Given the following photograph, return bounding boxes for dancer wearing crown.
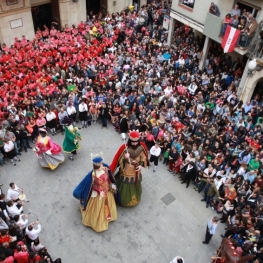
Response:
[61,116,82,161]
[34,128,65,170]
[73,155,117,232]
[110,131,148,207]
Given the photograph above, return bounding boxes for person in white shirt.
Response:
[7,182,22,202]
[164,86,173,95]
[6,200,24,218]
[66,103,77,126]
[78,100,88,128]
[197,102,206,115]
[214,176,224,190]
[119,94,127,106]
[149,142,161,172]
[4,139,20,166]
[188,81,198,96]
[26,220,41,242]
[178,56,185,67]
[31,237,44,253]
[14,214,28,231]
[45,109,57,135]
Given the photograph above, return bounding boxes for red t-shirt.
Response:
[14,252,29,263]
[0,256,14,263]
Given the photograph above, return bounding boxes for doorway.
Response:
[86,0,101,16]
[133,0,140,11]
[31,3,53,32]
[252,78,263,101]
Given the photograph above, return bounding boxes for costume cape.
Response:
[73,163,115,209]
[110,142,148,174]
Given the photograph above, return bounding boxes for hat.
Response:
[129,131,140,141]
[39,128,47,133]
[92,156,103,165]
[61,116,74,125]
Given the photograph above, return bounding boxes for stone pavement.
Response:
[1,124,225,263]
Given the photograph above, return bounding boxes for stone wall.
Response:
[0,0,34,46]
[59,0,86,28]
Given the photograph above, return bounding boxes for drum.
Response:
[18,192,26,201]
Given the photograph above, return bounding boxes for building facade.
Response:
[0,0,147,46]
[168,0,263,103]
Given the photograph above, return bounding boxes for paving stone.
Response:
[0,124,225,262]
[161,192,176,205]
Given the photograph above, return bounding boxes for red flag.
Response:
[221,25,240,53]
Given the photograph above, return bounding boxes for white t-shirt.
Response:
[46,112,56,122]
[7,185,21,201]
[150,146,161,157]
[4,141,14,152]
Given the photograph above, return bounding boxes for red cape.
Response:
[110,142,148,174]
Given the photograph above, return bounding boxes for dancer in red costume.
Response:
[34,128,64,170]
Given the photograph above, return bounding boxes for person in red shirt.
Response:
[13,244,29,263]
[0,254,14,263]
[28,252,41,263]
[0,230,11,246]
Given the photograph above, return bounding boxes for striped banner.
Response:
[221,25,240,53]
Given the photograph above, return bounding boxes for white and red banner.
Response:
[221,25,240,53]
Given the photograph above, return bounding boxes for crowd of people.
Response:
[0,182,61,262]
[0,0,262,261]
[218,3,258,48]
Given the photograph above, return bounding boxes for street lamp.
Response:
[247,58,262,76]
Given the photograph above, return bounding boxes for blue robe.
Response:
[73,164,116,209]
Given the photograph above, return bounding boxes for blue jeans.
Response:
[221,24,227,36]
[203,192,214,206]
[14,141,19,154]
[21,138,30,150]
[197,181,206,192]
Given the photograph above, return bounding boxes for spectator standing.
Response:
[209,2,220,17]
[149,142,161,172]
[202,216,219,244]
[231,4,241,17]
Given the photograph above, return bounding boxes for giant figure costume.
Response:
[110,131,148,206]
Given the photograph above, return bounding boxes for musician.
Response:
[110,131,148,206]
[6,200,24,218]
[6,182,23,202]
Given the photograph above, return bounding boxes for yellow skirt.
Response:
[81,192,117,232]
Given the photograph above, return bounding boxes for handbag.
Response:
[26,125,33,134]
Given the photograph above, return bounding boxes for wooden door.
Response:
[51,0,60,27]
[100,0,107,14]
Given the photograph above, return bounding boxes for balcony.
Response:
[203,13,258,55]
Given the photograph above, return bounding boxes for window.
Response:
[181,0,195,9]
[236,1,260,18]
